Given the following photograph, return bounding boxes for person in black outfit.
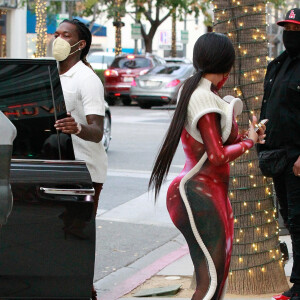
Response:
[258,8,300,300]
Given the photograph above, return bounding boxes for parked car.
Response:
[130,63,195,109]
[103,101,112,151]
[0,58,101,299]
[164,57,192,64]
[88,51,115,70]
[104,53,166,106]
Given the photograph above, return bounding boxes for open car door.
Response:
[0,59,95,299]
[0,111,16,225]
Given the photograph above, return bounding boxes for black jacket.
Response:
[258,51,300,159]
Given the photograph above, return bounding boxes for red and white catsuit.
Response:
[167,78,254,300]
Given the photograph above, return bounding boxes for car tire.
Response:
[102,113,111,152]
[139,103,152,109]
[122,98,132,106]
[106,97,115,106]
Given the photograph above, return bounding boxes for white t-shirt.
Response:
[60,61,108,183]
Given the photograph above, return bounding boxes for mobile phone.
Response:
[255,119,268,132]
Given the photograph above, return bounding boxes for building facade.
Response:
[0,0,27,58]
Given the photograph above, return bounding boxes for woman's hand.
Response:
[240,129,249,139]
[255,118,267,137]
[248,116,266,144]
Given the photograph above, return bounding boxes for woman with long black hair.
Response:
[149,33,266,300]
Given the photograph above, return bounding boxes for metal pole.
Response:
[61,0,66,14]
[0,14,2,57]
[68,1,73,20]
[134,5,138,54]
[183,12,187,58]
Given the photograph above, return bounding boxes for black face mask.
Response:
[283,30,300,57]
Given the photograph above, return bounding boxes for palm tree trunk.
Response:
[114,0,122,56]
[171,9,176,57]
[213,0,289,295]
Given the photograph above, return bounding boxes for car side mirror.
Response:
[0,111,17,225]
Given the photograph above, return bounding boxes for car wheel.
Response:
[106,97,115,106]
[102,113,111,152]
[139,103,152,109]
[122,98,132,106]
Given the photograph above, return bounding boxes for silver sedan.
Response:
[130,63,195,109]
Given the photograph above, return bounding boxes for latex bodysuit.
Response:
[167,112,253,300]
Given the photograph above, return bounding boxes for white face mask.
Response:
[52,37,82,62]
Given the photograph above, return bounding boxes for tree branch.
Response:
[155,3,159,21]
[159,11,171,25]
[127,12,137,21]
[144,10,154,24]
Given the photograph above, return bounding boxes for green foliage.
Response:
[132,0,206,20]
[135,0,213,29]
[94,69,105,83]
[85,0,98,9]
[103,0,127,19]
[268,0,287,9]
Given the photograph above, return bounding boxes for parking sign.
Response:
[131,24,142,40]
[181,30,189,44]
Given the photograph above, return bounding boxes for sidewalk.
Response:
[98,235,292,300]
[95,176,293,300]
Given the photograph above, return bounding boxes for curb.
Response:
[98,244,189,300]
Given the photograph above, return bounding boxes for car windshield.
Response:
[111,57,151,69]
[146,65,186,75]
[88,53,115,65]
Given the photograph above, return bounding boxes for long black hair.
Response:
[148,32,235,199]
[61,19,92,68]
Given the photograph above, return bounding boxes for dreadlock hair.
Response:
[61,19,94,70]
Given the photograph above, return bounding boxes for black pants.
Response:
[273,159,300,287]
[93,182,103,215]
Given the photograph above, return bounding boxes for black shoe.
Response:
[291,284,300,300]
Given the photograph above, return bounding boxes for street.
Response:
[94,104,186,296]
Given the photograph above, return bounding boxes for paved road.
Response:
[94,105,186,294]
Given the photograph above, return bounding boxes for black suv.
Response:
[0,59,96,299]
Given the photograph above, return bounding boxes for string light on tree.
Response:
[113,0,124,56]
[35,0,47,57]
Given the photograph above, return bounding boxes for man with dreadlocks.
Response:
[53,19,107,300]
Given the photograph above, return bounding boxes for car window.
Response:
[152,57,161,66]
[146,65,186,75]
[111,57,151,69]
[0,60,74,160]
[88,53,115,65]
[159,57,166,65]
